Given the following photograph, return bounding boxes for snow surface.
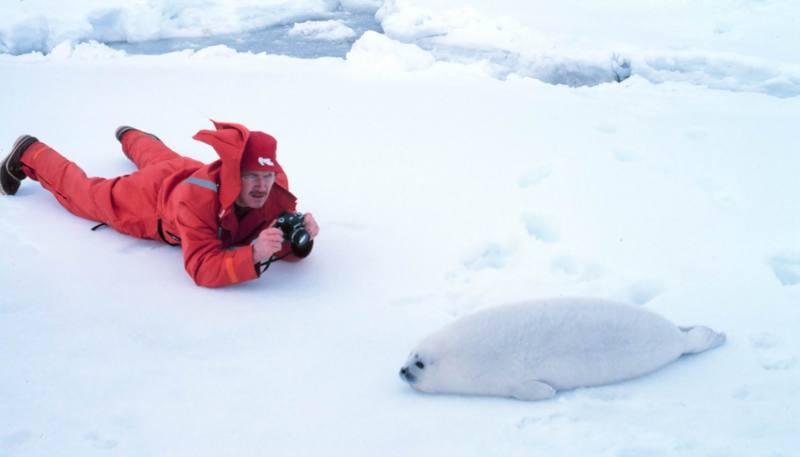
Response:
[1,1,799,456]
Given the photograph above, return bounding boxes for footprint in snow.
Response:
[749,332,797,370]
[767,254,800,286]
[714,22,732,34]
[463,242,512,270]
[731,384,767,401]
[697,178,737,208]
[517,167,551,189]
[515,413,577,430]
[83,432,119,450]
[522,213,559,243]
[613,148,639,162]
[549,255,605,282]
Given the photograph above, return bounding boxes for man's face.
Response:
[236,170,276,209]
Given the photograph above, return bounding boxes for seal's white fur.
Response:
[399,298,725,400]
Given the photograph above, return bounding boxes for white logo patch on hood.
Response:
[258,157,274,167]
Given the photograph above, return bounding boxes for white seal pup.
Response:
[399,298,725,401]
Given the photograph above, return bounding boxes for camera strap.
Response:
[257,252,291,275]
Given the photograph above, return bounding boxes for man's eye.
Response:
[415,361,425,369]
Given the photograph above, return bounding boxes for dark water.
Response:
[108,11,381,58]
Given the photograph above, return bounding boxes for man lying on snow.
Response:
[0,121,319,288]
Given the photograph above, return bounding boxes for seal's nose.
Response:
[399,367,416,383]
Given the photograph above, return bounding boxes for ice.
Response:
[0,15,50,55]
[288,20,356,41]
[3,0,800,96]
[374,0,800,96]
[339,0,384,12]
[0,0,381,57]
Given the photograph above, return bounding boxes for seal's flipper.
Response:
[680,325,726,355]
[511,380,556,401]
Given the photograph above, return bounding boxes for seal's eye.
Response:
[415,361,425,369]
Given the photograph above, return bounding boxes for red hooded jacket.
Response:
[157,121,303,287]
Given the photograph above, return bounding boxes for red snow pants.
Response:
[20,131,202,240]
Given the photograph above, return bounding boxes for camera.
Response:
[274,212,312,257]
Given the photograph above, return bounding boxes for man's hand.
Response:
[252,226,284,263]
[304,213,320,239]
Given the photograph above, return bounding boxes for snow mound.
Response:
[288,20,357,41]
[346,31,435,72]
[375,0,800,97]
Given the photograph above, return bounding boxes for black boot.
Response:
[1,135,38,196]
[115,125,161,143]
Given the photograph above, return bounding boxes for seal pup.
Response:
[399,297,725,401]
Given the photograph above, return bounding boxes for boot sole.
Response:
[115,126,162,143]
[1,135,38,195]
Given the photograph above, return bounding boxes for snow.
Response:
[346,31,435,72]
[1,1,799,456]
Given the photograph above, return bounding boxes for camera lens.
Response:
[292,229,310,248]
[290,228,312,256]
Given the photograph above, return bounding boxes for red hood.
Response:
[192,120,286,212]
